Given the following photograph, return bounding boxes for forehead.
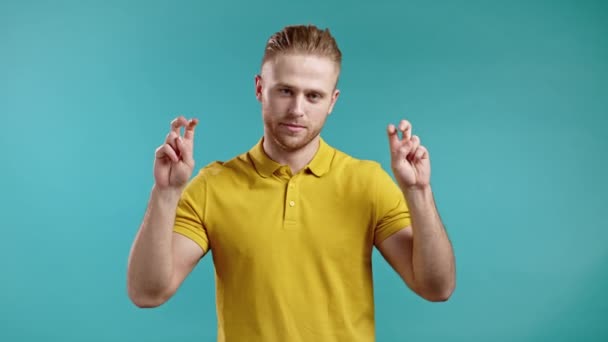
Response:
[262,54,339,91]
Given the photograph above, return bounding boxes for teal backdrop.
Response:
[1,0,607,341]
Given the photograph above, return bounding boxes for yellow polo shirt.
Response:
[173,137,411,342]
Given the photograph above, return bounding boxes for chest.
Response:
[204,176,375,266]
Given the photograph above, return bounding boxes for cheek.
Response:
[262,99,283,123]
[311,103,331,119]
[265,96,289,113]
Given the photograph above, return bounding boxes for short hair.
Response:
[261,24,342,69]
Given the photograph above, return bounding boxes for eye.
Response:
[278,88,292,95]
[307,92,321,101]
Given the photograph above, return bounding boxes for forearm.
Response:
[404,185,455,300]
[127,185,181,301]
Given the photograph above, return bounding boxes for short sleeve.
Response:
[173,170,210,254]
[373,163,411,245]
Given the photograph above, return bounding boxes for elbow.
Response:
[422,289,453,302]
[127,283,168,308]
[129,295,164,309]
[417,280,455,302]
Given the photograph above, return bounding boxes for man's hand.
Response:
[154,116,199,191]
[387,119,431,191]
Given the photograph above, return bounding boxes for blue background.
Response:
[1,0,607,341]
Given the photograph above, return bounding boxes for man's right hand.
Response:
[154,116,199,191]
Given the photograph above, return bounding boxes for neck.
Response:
[263,135,320,174]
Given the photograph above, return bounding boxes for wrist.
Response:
[151,184,184,204]
[402,184,433,206]
[402,183,431,194]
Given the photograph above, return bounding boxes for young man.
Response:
[127,25,455,341]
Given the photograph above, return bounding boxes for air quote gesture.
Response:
[154,116,199,190]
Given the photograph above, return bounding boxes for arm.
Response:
[376,185,455,302]
[127,186,204,308]
[127,116,203,308]
[379,119,456,301]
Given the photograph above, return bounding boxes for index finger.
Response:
[184,118,198,140]
[171,116,188,135]
[387,124,400,152]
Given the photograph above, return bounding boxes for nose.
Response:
[288,94,305,116]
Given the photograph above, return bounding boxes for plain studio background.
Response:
[1,0,607,341]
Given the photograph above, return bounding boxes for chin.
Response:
[273,133,316,152]
[276,137,308,152]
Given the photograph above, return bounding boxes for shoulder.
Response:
[330,146,387,179]
[191,150,254,183]
[324,145,396,198]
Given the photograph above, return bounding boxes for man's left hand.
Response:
[387,119,431,191]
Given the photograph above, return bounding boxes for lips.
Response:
[281,123,305,128]
[280,122,306,133]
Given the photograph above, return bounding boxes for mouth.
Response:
[280,122,306,133]
[280,123,305,128]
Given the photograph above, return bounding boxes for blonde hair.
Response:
[261,25,342,69]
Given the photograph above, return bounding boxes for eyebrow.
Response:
[275,83,328,97]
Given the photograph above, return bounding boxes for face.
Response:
[255,54,340,153]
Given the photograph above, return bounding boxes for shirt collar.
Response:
[248,136,334,178]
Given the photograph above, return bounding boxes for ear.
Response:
[255,74,263,102]
[327,88,340,115]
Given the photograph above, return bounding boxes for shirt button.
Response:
[289,201,295,207]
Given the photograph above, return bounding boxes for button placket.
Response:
[284,177,299,229]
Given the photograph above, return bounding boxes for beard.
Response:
[263,114,326,153]
[268,122,320,152]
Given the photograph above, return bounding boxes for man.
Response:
[127,25,455,341]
